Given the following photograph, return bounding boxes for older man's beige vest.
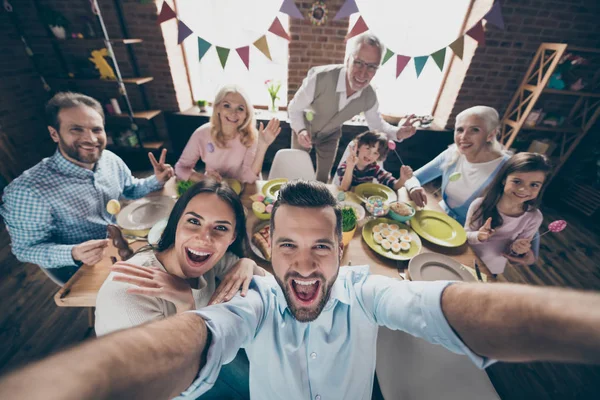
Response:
[306,65,377,137]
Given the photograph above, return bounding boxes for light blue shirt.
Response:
[181,266,494,400]
[0,149,162,269]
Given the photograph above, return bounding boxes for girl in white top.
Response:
[95,179,266,336]
[405,106,510,225]
[465,153,551,274]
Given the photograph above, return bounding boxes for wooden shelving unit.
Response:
[500,43,600,183]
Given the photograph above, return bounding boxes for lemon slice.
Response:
[252,201,266,214]
[106,199,121,215]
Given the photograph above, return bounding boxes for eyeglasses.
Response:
[352,58,379,73]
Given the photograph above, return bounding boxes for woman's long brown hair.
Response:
[470,152,552,230]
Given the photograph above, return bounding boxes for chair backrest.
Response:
[268,149,316,181]
[39,266,68,287]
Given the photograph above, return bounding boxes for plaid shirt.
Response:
[336,161,397,189]
[0,150,163,269]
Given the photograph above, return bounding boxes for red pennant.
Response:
[177,20,193,44]
[396,55,411,78]
[236,46,250,70]
[268,17,290,41]
[346,16,368,40]
[157,2,177,24]
[466,20,486,46]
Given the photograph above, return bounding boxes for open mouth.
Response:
[290,278,321,305]
[362,156,371,163]
[185,247,212,266]
[79,145,99,152]
[458,143,472,150]
[225,116,239,124]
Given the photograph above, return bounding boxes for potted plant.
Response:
[196,100,208,113]
[40,6,70,39]
[265,80,281,113]
[341,206,358,247]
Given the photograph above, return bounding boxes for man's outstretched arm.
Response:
[0,313,208,400]
[442,283,600,364]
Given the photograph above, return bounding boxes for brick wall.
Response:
[444,0,600,127]
[287,0,348,101]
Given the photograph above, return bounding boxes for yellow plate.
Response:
[223,178,243,195]
[354,183,397,203]
[362,218,422,261]
[410,210,467,248]
[262,178,288,200]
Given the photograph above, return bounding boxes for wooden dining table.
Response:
[54,178,492,309]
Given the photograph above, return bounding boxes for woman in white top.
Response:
[96,179,263,399]
[405,106,510,225]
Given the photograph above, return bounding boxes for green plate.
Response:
[262,178,288,200]
[362,218,422,261]
[223,178,242,195]
[410,210,467,248]
[354,183,397,203]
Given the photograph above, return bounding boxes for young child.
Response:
[336,131,413,191]
[465,152,552,274]
[175,84,281,184]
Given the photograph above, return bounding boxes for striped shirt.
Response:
[336,161,397,188]
[0,150,163,269]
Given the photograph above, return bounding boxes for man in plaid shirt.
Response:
[0,92,173,284]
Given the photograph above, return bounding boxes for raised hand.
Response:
[297,129,312,149]
[396,114,418,141]
[208,258,256,305]
[258,118,282,147]
[477,217,495,242]
[110,262,195,313]
[71,239,109,265]
[346,141,359,169]
[148,148,174,184]
[400,165,413,182]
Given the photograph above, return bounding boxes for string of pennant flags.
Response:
[337,0,505,78]
[157,0,505,77]
[156,0,302,69]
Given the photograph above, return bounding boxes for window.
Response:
[345,1,475,116]
[178,0,289,108]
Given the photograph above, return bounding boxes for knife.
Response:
[474,259,483,282]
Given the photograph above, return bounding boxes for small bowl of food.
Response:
[365,196,389,217]
[388,201,415,222]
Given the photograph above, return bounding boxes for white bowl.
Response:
[339,201,366,221]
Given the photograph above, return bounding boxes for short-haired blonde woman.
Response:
[405,106,510,225]
[175,84,281,184]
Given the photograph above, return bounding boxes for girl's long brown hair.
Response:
[470,152,552,230]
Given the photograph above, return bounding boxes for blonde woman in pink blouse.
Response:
[175,84,281,184]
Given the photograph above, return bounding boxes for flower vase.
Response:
[269,98,279,114]
[50,25,66,40]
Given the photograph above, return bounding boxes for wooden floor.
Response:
[0,196,599,399]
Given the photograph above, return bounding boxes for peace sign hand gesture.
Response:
[258,118,282,148]
[148,148,174,184]
[346,141,359,169]
[477,217,495,242]
[396,114,418,141]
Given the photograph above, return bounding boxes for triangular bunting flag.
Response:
[382,49,394,65]
[431,48,446,71]
[396,55,411,78]
[466,20,486,46]
[253,36,272,60]
[280,0,304,19]
[157,2,177,24]
[414,56,428,77]
[198,37,211,61]
[177,20,193,44]
[236,46,250,70]
[484,1,505,30]
[449,36,465,60]
[269,17,291,41]
[334,0,359,20]
[216,47,230,68]
[346,16,369,40]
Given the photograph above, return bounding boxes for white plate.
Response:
[117,196,177,231]
[408,253,475,282]
[148,217,169,246]
[339,201,366,221]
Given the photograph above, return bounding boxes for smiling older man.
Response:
[288,33,417,182]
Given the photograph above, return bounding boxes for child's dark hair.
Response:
[354,130,389,161]
[471,152,552,230]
